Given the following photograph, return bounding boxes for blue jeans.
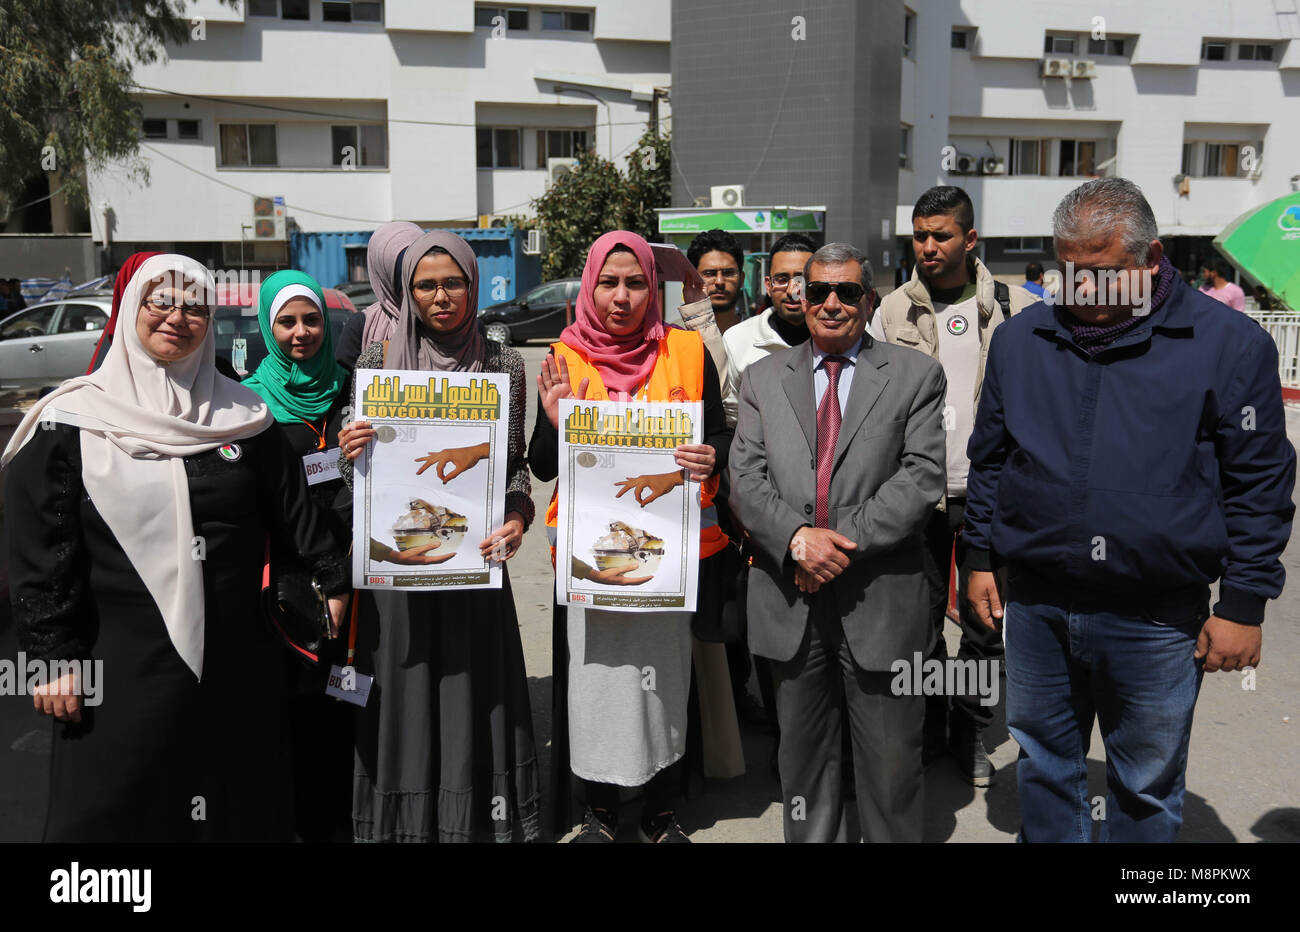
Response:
[1004,574,1207,842]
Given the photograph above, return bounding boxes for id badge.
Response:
[325,664,372,707]
[303,448,342,486]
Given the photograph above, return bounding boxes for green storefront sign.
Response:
[657,207,825,235]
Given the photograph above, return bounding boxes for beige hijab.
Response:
[2,255,273,680]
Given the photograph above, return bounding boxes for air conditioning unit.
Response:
[952,152,979,174]
[1072,59,1097,78]
[1040,57,1070,78]
[523,228,547,255]
[710,184,745,208]
[547,157,578,185]
[251,195,286,240]
[980,157,1006,175]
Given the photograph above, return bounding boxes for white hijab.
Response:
[1,255,273,680]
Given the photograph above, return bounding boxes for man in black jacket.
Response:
[965,178,1295,842]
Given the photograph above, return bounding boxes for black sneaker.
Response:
[570,807,618,843]
[638,811,691,843]
[949,716,994,787]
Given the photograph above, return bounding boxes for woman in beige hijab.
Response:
[3,254,350,841]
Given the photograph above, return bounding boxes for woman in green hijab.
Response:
[245,269,355,842]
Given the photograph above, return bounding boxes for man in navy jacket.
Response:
[964,178,1295,842]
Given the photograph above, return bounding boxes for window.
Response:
[1182,140,1259,178]
[56,304,107,334]
[1201,41,1228,61]
[477,127,521,168]
[1087,37,1126,56]
[526,282,568,305]
[951,27,971,50]
[218,124,277,167]
[281,0,309,20]
[0,304,57,339]
[323,1,381,22]
[177,119,200,140]
[1010,138,1044,176]
[1238,43,1274,61]
[535,129,587,167]
[899,124,912,170]
[1058,140,1097,176]
[541,10,591,31]
[330,125,386,167]
[1004,237,1045,253]
[248,0,277,15]
[1044,34,1077,55]
[1203,143,1242,177]
[903,10,915,56]
[142,118,168,139]
[475,6,528,30]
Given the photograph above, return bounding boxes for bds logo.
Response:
[368,575,391,585]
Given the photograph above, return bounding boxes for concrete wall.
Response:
[0,235,98,281]
[670,0,903,264]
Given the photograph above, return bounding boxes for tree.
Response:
[0,1,230,227]
[530,128,672,279]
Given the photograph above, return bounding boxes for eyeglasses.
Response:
[805,281,866,306]
[698,268,740,280]
[141,296,212,323]
[412,277,468,298]
[769,273,799,286]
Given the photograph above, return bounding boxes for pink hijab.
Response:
[559,231,665,397]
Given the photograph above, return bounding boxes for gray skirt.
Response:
[352,570,542,842]
[566,606,693,786]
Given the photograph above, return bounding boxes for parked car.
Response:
[212,283,357,377]
[0,297,111,391]
[477,278,581,345]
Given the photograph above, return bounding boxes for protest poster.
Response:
[556,397,702,612]
[352,369,509,590]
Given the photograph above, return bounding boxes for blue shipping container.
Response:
[291,227,541,302]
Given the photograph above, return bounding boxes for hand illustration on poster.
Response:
[352,370,509,590]
[556,399,702,612]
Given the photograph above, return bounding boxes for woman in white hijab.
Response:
[3,254,350,842]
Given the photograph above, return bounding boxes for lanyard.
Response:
[299,417,328,452]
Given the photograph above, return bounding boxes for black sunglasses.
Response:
[805,280,866,305]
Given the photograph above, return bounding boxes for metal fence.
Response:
[1246,311,1300,389]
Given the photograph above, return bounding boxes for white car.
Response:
[0,297,111,392]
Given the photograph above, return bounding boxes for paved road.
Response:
[1,344,1296,842]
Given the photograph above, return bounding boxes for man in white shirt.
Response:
[877,185,1036,786]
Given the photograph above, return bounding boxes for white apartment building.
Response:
[898,0,1300,275]
[88,0,670,266]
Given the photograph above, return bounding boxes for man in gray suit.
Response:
[730,242,947,842]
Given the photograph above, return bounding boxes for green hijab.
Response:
[243,270,347,424]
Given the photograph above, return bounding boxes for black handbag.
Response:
[260,539,337,666]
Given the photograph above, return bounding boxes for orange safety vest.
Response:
[545,328,728,563]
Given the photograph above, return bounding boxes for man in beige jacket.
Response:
[878,185,1038,786]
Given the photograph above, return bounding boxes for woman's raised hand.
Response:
[538,354,590,429]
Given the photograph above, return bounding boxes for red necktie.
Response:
[815,356,846,528]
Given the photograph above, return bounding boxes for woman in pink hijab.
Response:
[528,231,735,843]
